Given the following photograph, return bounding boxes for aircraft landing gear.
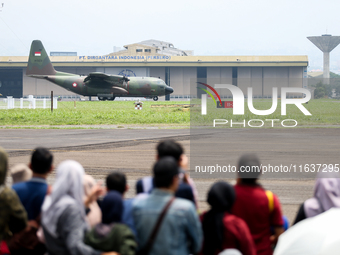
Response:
[99,97,115,101]
[153,96,158,101]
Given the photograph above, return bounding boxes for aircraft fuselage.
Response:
[44,73,171,98]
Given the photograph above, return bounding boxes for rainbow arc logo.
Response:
[197,82,233,108]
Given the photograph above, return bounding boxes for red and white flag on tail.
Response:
[34,52,41,56]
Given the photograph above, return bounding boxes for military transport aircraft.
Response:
[26,40,173,101]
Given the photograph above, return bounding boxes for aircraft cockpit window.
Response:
[157,80,165,85]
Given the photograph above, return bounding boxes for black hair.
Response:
[31,147,53,174]
[237,154,262,184]
[156,140,183,162]
[203,181,236,254]
[153,157,179,188]
[106,172,127,194]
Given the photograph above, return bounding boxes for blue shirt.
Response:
[122,198,136,236]
[132,189,202,255]
[12,177,48,220]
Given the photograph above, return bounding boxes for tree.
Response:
[314,81,327,99]
[309,72,340,98]
[314,87,325,98]
[335,86,340,97]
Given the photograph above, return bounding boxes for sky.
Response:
[1,0,340,71]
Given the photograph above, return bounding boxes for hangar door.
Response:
[0,68,23,98]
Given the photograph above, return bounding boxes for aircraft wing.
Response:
[84,72,129,85]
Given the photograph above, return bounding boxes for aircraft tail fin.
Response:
[26,40,56,76]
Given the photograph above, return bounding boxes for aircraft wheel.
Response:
[153,96,158,101]
[111,97,115,101]
[99,97,104,101]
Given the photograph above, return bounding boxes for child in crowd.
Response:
[85,191,137,255]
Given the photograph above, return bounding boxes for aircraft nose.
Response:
[165,86,173,95]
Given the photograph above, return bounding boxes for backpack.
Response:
[265,190,274,213]
[6,216,45,255]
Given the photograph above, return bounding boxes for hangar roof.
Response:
[0,55,308,68]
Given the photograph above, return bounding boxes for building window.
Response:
[232,67,238,86]
[144,49,151,53]
[197,67,207,99]
[136,49,143,53]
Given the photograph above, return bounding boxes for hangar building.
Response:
[0,40,308,99]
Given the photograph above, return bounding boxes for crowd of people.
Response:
[0,140,339,255]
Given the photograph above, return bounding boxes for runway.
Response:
[2,128,339,224]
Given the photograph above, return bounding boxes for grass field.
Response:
[0,99,339,128]
[0,100,190,127]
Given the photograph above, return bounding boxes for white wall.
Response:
[183,67,196,96]
[238,67,251,97]
[150,67,165,81]
[170,67,184,96]
[207,67,233,98]
[169,67,196,97]
[251,68,263,97]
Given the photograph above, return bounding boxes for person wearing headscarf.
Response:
[200,181,256,255]
[293,170,340,225]
[83,175,102,227]
[0,147,27,250]
[85,191,137,255]
[41,160,117,255]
